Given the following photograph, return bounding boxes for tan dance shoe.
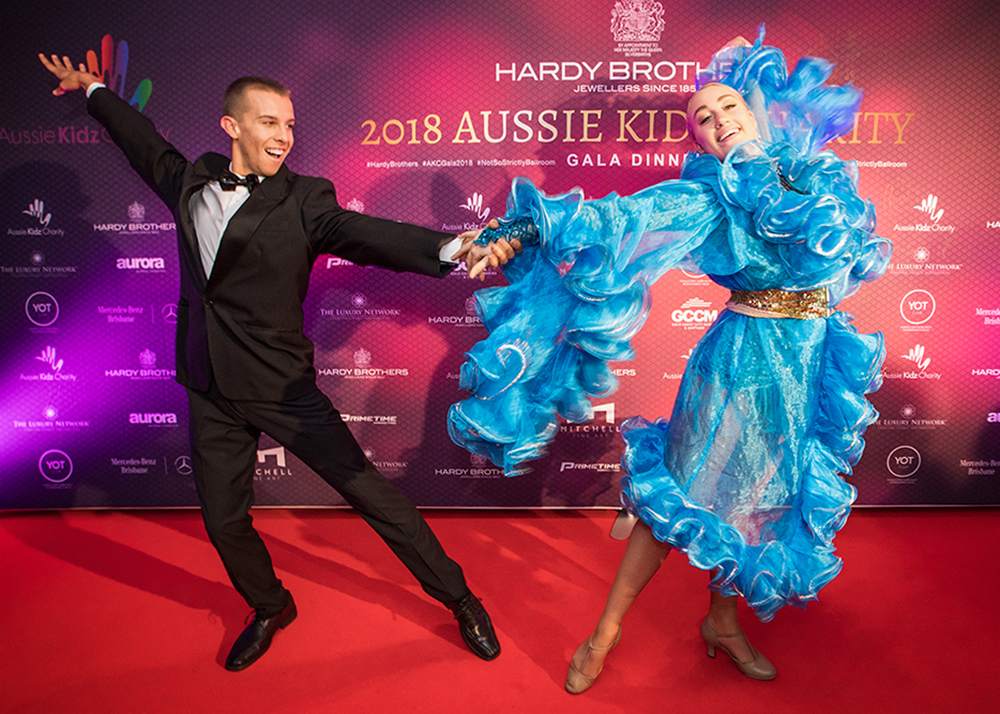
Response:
[565,628,622,694]
[700,618,776,680]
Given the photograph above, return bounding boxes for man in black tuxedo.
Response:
[40,54,512,671]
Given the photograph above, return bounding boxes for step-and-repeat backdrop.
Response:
[2,0,998,508]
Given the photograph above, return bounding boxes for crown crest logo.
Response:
[611,0,665,42]
[127,201,146,222]
[139,348,156,368]
[353,348,372,367]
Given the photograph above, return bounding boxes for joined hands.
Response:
[453,219,521,280]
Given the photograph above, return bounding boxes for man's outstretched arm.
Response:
[39,51,189,208]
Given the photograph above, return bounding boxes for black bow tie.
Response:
[219,170,259,193]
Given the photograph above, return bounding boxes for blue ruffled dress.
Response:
[449,30,892,621]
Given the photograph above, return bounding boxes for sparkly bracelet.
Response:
[473,218,539,246]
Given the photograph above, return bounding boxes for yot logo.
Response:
[899,290,936,325]
[39,449,73,483]
[25,292,59,327]
[886,445,921,478]
[83,34,152,111]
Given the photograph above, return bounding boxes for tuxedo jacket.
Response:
[88,88,453,401]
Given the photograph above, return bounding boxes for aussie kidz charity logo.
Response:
[441,192,491,233]
[6,199,66,238]
[20,346,78,383]
[882,343,941,382]
[2,35,153,149]
[893,193,956,234]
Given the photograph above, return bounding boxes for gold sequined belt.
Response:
[726,287,831,319]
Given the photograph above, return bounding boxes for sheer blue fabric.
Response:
[448,29,891,620]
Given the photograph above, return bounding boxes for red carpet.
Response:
[1,508,997,713]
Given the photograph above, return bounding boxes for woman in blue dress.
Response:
[451,28,892,690]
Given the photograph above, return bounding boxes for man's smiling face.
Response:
[222,88,295,177]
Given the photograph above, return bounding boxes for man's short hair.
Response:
[223,77,290,118]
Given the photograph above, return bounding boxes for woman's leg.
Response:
[567,521,670,691]
[700,575,776,679]
[705,589,755,661]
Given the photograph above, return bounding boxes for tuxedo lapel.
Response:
[207,164,292,290]
[181,153,231,292]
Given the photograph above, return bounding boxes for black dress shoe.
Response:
[225,595,297,671]
[447,593,500,661]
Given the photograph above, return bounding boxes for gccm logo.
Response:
[671,298,717,326]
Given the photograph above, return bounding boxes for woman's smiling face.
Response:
[687,83,758,160]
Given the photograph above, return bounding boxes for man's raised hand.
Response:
[38,53,100,96]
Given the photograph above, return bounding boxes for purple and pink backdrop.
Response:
[2,0,998,509]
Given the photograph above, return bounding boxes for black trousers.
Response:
[186,383,469,617]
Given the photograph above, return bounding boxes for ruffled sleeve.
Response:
[448,177,722,475]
